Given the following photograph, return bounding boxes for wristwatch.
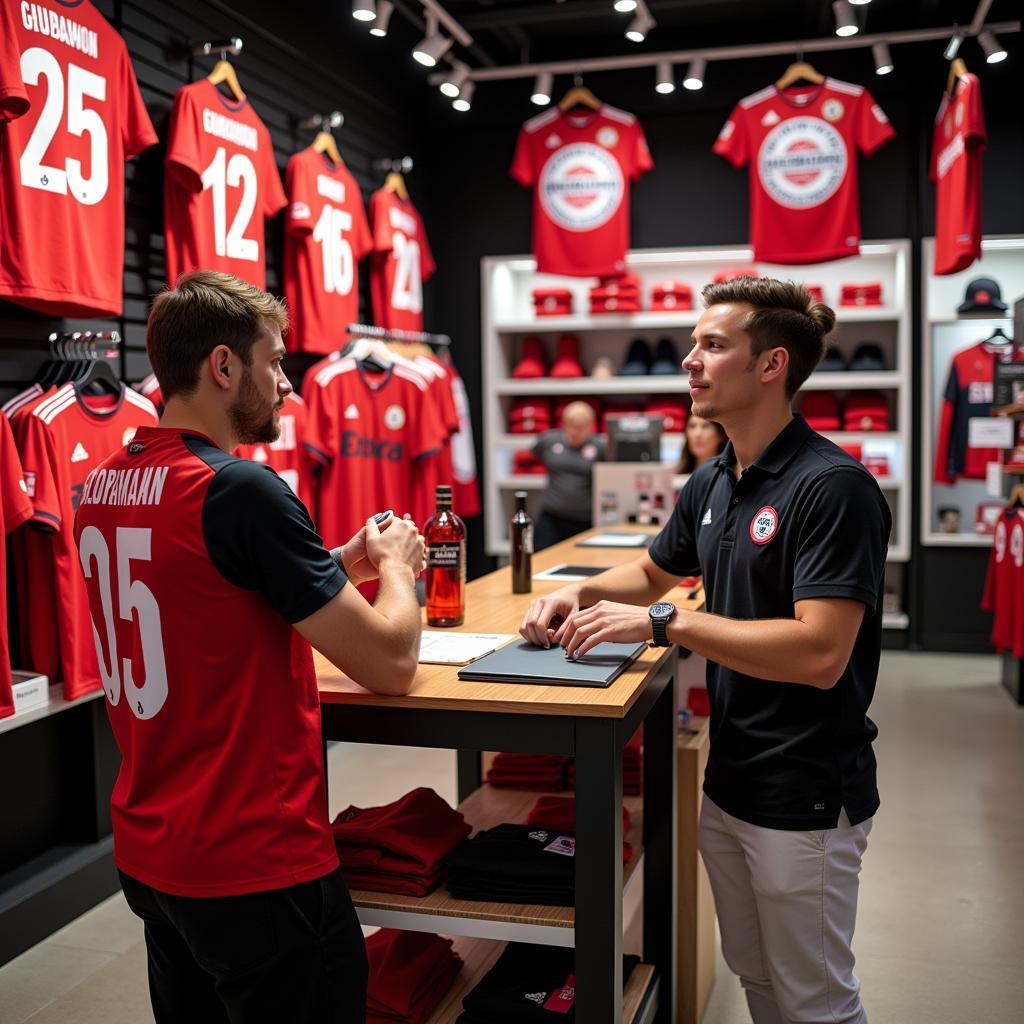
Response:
[648,601,677,647]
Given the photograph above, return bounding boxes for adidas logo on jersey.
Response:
[701,508,713,525]
[545,133,561,149]
[761,110,780,127]
[71,442,89,463]
[344,403,360,420]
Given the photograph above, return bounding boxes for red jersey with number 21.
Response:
[164,79,286,288]
[369,190,436,333]
[714,79,894,264]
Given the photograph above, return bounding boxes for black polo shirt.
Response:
[650,415,891,830]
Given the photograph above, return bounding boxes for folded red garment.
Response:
[527,797,632,832]
[366,930,463,1023]
[367,955,462,1023]
[332,788,470,873]
[343,868,444,897]
[336,842,451,876]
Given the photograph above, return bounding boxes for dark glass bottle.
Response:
[510,491,533,594]
[425,485,465,627]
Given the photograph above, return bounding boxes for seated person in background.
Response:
[532,401,606,550]
[676,413,727,475]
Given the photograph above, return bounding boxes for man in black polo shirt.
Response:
[521,278,890,1024]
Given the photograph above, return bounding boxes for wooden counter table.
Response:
[317,527,705,1024]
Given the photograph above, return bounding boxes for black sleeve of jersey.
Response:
[202,458,347,623]
[792,466,891,611]
[647,468,703,577]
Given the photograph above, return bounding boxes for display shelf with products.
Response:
[920,236,1024,548]
[482,242,913,561]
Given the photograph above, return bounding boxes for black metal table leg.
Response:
[643,663,679,1023]
[575,715,624,1023]
[456,748,482,802]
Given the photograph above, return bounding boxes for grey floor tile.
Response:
[46,892,143,956]
[0,944,115,1024]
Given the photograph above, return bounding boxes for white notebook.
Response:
[418,632,516,666]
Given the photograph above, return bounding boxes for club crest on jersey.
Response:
[758,118,847,210]
[822,98,845,122]
[539,143,624,232]
[582,444,598,460]
[122,427,137,445]
[750,505,779,545]
[384,404,406,430]
[596,125,619,148]
[128,441,145,455]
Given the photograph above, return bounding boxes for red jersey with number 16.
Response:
[369,189,436,333]
[164,79,286,288]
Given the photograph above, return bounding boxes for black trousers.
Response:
[120,867,367,1024]
[534,511,591,551]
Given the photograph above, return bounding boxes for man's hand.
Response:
[365,514,426,576]
[520,587,581,648]
[558,601,653,660]
[338,514,395,585]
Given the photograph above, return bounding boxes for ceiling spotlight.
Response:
[369,0,393,36]
[655,60,675,94]
[683,57,706,90]
[352,0,376,22]
[413,14,452,67]
[625,7,655,43]
[943,31,964,61]
[614,0,638,11]
[849,0,872,5]
[452,79,475,112]
[872,41,893,75]
[832,0,859,37]
[978,29,1008,64]
[440,62,469,98]
[531,71,553,106]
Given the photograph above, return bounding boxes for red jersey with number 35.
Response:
[510,104,653,278]
[0,0,157,315]
[369,189,436,333]
[714,79,894,264]
[284,147,372,353]
[930,73,986,277]
[164,79,286,288]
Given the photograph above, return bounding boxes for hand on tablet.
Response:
[520,587,580,649]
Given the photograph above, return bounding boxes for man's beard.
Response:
[229,367,279,444]
[690,401,716,421]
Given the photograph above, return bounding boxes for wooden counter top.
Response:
[317,525,703,719]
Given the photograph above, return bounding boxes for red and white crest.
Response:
[750,505,779,544]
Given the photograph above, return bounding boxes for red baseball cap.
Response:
[843,391,889,431]
[550,334,585,378]
[800,392,841,431]
[511,336,547,379]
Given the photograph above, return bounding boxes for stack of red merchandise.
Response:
[567,727,643,795]
[803,284,825,304]
[840,282,883,307]
[508,398,553,434]
[533,288,574,317]
[650,279,693,312]
[589,274,642,314]
[511,336,548,378]
[512,450,547,475]
[550,334,585,378]
[644,398,689,433]
[526,796,634,863]
[332,788,471,896]
[365,929,463,1024]
[487,753,570,791]
[843,391,890,431]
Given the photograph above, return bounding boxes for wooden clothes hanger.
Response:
[1007,481,1024,509]
[207,58,245,101]
[384,171,409,200]
[559,76,601,112]
[946,57,968,96]
[776,60,824,90]
[313,130,342,166]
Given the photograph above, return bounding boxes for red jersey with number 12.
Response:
[164,79,286,288]
[714,79,894,264]
[370,190,436,333]
[0,0,157,314]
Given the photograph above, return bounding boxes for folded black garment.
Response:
[449,824,576,886]
[456,942,639,1023]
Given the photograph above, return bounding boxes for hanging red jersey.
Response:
[983,510,1024,656]
[930,73,986,277]
[164,79,286,288]
[510,105,652,278]
[235,391,315,513]
[0,0,157,315]
[714,78,894,265]
[74,428,344,896]
[0,0,30,120]
[18,384,157,700]
[284,147,373,353]
[303,356,446,548]
[136,372,164,413]
[369,189,436,333]
[0,414,33,719]
[934,340,1020,484]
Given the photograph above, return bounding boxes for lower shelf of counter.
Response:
[349,784,644,947]
[427,937,658,1024]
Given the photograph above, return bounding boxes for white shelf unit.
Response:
[481,241,913,560]
[920,235,1024,547]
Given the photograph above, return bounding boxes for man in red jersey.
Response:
[74,270,425,1023]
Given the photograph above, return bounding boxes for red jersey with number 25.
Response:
[369,190,436,333]
[284,147,373,353]
[930,73,986,277]
[714,79,894,265]
[164,79,286,288]
[0,0,157,315]
[511,105,653,278]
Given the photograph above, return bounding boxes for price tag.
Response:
[968,417,1014,449]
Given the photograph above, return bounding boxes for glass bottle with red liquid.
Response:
[425,485,465,627]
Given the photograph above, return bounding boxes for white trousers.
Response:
[698,795,872,1024]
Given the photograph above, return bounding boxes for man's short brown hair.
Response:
[701,277,836,398]
[146,270,289,401]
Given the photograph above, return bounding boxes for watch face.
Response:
[650,601,674,618]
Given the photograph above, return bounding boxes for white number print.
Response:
[994,519,1007,563]
[312,205,354,295]
[201,147,259,262]
[390,230,423,313]
[78,526,169,720]
[1011,521,1024,570]
[19,48,109,205]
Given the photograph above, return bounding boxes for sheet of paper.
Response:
[418,632,516,666]
[968,417,1014,449]
[576,532,649,548]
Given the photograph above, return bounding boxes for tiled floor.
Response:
[2,652,1022,1023]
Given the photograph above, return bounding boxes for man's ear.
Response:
[208,345,233,392]
[761,346,789,386]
